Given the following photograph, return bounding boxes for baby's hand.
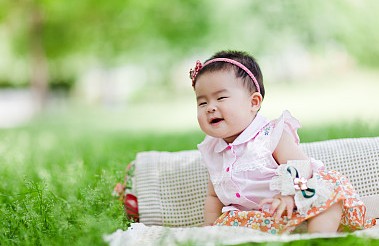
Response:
[259,194,295,221]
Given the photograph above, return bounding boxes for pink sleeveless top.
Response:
[198,111,302,212]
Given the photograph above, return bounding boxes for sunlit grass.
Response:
[0,116,205,245]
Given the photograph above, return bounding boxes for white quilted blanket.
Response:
[104,223,379,246]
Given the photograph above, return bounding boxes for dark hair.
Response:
[194,50,265,98]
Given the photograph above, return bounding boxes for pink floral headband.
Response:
[189,58,261,94]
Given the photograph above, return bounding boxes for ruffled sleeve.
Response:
[268,110,301,152]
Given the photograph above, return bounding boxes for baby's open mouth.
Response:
[210,118,224,124]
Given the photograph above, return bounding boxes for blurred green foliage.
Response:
[0,0,378,87]
[0,0,209,59]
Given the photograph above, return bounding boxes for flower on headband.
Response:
[189,60,203,85]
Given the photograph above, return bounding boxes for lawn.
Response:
[0,108,378,246]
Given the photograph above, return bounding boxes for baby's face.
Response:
[195,70,258,143]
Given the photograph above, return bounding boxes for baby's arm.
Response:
[271,130,343,232]
[260,130,309,220]
[204,179,223,226]
[273,130,308,164]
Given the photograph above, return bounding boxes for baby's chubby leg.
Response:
[307,201,343,233]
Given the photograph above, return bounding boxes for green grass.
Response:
[0,111,378,245]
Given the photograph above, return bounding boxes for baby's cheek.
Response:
[197,117,207,131]
[197,114,204,125]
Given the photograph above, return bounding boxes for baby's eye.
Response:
[217,97,228,101]
[198,102,207,107]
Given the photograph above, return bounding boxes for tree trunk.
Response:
[29,2,48,111]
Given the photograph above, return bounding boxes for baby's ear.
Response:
[251,92,263,111]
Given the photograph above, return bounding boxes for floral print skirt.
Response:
[213,170,376,234]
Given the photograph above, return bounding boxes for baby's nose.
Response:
[207,105,216,113]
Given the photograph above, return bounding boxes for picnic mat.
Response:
[104,222,379,246]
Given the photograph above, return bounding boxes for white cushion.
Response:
[301,137,379,219]
[134,137,379,226]
[135,150,206,226]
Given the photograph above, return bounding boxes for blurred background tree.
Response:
[0,0,210,107]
